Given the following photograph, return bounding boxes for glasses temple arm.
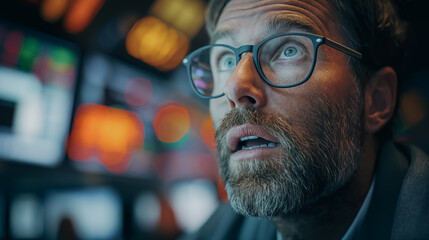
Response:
[324,38,363,60]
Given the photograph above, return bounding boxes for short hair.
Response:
[205,0,407,141]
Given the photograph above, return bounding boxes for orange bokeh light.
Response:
[400,90,425,126]
[153,104,190,143]
[64,0,105,33]
[67,104,144,170]
[125,16,189,71]
[217,177,229,203]
[41,0,70,22]
[200,115,216,151]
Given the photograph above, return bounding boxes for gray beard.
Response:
[215,86,363,217]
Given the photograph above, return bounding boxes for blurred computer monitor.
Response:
[0,20,79,166]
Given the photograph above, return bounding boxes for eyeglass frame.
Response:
[182,32,363,99]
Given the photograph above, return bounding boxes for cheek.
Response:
[312,52,357,98]
[209,98,229,129]
[268,86,314,122]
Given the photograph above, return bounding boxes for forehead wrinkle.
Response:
[263,14,319,36]
[221,0,334,23]
[213,12,321,45]
[264,4,328,35]
[216,1,337,41]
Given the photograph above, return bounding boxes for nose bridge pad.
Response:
[236,45,253,64]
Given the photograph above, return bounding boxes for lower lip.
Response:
[230,146,281,162]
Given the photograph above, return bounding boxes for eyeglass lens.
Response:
[189,35,315,97]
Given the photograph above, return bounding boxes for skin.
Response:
[209,0,397,239]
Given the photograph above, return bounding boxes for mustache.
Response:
[215,106,307,152]
[215,107,260,138]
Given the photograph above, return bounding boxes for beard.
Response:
[214,85,363,217]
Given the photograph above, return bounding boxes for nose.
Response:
[223,53,267,109]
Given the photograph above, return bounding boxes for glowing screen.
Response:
[45,188,122,240]
[0,21,79,166]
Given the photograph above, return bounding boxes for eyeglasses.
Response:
[182,33,362,99]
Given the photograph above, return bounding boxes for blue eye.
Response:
[218,54,236,71]
[282,46,301,58]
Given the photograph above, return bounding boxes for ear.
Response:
[364,67,397,134]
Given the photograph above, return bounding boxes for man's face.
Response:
[210,0,364,217]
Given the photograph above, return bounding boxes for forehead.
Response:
[214,0,340,44]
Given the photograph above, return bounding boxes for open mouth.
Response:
[234,135,280,153]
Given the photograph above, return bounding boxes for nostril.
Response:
[238,96,257,105]
[229,96,258,108]
[248,97,256,104]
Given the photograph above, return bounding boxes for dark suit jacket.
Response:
[183,141,429,240]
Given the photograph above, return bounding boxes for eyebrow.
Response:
[211,29,235,44]
[211,15,319,45]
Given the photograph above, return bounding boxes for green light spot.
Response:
[19,37,39,71]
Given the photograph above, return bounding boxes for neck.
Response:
[272,135,378,240]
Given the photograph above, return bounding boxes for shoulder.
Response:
[352,141,429,239]
[391,141,429,239]
[393,141,429,185]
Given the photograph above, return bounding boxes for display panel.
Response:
[0,20,79,166]
[45,188,122,240]
[10,194,43,239]
[68,52,218,180]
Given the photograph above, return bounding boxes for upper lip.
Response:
[226,124,279,153]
